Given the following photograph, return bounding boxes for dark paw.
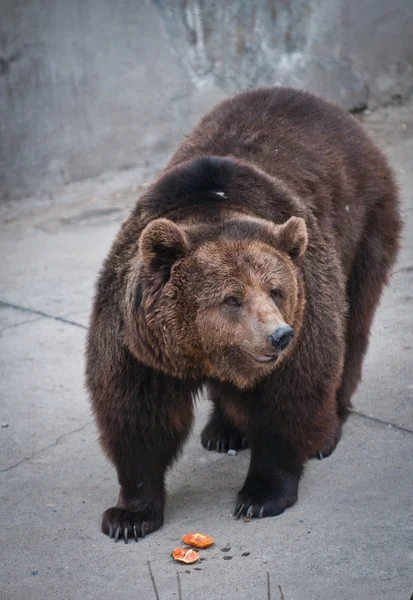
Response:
[312,424,343,460]
[313,438,339,460]
[234,473,298,520]
[201,419,247,453]
[102,502,163,543]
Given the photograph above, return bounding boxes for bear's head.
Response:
[128,214,307,388]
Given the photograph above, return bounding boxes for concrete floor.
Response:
[1,103,412,600]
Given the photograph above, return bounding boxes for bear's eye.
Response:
[270,289,283,304]
[224,296,242,307]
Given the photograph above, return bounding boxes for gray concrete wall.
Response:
[1,0,413,202]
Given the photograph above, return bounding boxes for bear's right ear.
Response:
[139,218,190,278]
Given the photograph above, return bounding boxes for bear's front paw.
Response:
[201,419,247,453]
[102,501,164,543]
[234,472,298,520]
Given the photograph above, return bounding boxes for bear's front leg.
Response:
[234,431,303,519]
[93,365,196,543]
[101,437,169,543]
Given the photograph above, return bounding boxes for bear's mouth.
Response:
[251,354,278,364]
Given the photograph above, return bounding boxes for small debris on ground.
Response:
[172,548,200,564]
[182,532,214,548]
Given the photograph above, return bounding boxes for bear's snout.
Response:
[269,325,294,351]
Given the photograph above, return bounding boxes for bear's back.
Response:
[166,87,396,273]
[169,88,388,203]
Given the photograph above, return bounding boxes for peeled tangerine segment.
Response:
[172,548,200,564]
[182,532,214,549]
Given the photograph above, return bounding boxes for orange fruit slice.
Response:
[182,532,214,549]
[172,548,200,564]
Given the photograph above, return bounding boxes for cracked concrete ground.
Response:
[1,102,412,600]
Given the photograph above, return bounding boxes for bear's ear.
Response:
[271,216,308,260]
[139,218,190,277]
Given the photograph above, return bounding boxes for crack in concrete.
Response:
[351,409,413,435]
[1,411,410,475]
[0,421,94,473]
[0,316,43,338]
[0,300,88,331]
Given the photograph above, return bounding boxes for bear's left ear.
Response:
[139,218,190,278]
[271,216,308,260]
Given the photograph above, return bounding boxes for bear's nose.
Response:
[269,325,294,351]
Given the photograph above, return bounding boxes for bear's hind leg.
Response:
[336,196,401,419]
[201,388,247,453]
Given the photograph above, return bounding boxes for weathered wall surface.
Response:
[1,0,413,201]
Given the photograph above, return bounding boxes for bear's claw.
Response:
[201,419,247,454]
[234,499,287,520]
[114,525,121,543]
[234,502,266,520]
[102,506,162,543]
[234,503,245,519]
[234,471,299,520]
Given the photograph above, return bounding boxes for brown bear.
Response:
[86,87,401,542]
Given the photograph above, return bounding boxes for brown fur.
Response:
[86,87,401,540]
